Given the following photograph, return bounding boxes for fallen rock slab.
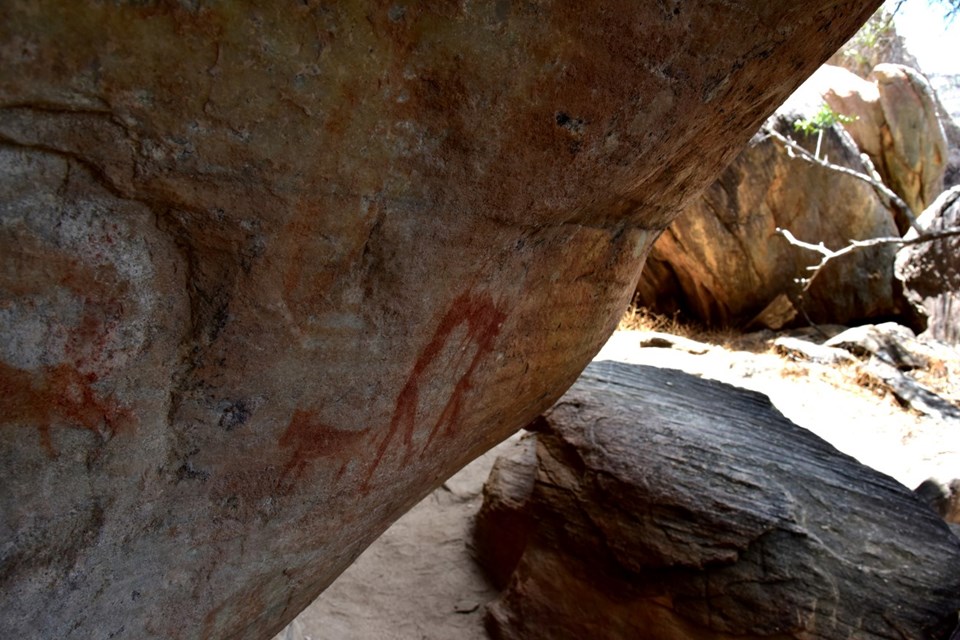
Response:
[477,361,960,640]
[861,357,960,422]
[824,322,932,369]
[772,335,859,365]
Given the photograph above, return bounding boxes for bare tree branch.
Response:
[776,226,960,291]
[760,126,923,234]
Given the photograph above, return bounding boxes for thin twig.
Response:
[761,126,923,234]
[776,226,960,291]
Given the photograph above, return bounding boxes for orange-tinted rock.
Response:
[635,101,901,327]
[823,63,948,228]
[0,2,882,638]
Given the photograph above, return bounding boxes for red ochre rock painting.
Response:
[278,409,371,483]
[0,361,134,457]
[277,292,506,490]
[366,291,506,485]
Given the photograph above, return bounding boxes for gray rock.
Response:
[896,186,960,344]
[479,361,960,640]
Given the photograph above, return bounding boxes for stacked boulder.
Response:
[821,63,948,231]
[636,61,951,329]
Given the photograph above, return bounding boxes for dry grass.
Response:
[617,305,689,334]
[617,305,742,347]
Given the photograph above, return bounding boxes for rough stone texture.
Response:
[0,2,883,638]
[927,74,960,190]
[472,435,537,591]
[827,11,960,191]
[895,186,960,344]
[478,361,960,640]
[822,63,948,229]
[635,96,900,327]
[917,478,960,527]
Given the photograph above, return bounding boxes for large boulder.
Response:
[822,63,948,228]
[635,93,901,327]
[0,2,883,638]
[477,362,960,640]
[895,186,960,344]
[635,60,954,328]
[827,10,960,191]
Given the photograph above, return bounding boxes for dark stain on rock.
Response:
[207,292,231,343]
[555,111,584,134]
[176,461,210,483]
[218,399,251,431]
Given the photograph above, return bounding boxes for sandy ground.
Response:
[277,438,525,640]
[276,328,960,640]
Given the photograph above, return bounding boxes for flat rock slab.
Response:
[478,361,960,640]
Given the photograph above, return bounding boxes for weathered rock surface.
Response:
[0,2,884,638]
[472,435,537,591]
[828,11,960,191]
[896,186,960,344]
[917,478,960,527]
[477,361,960,640]
[772,322,960,421]
[822,63,948,228]
[924,73,960,191]
[635,95,901,327]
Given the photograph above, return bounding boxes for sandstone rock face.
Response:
[0,2,883,638]
[478,362,960,640]
[823,63,948,228]
[635,100,900,327]
[895,186,960,344]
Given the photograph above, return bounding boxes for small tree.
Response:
[792,103,858,160]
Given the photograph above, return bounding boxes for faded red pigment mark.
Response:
[364,291,506,486]
[0,362,135,457]
[278,409,371,483]
[200,580,267,640]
